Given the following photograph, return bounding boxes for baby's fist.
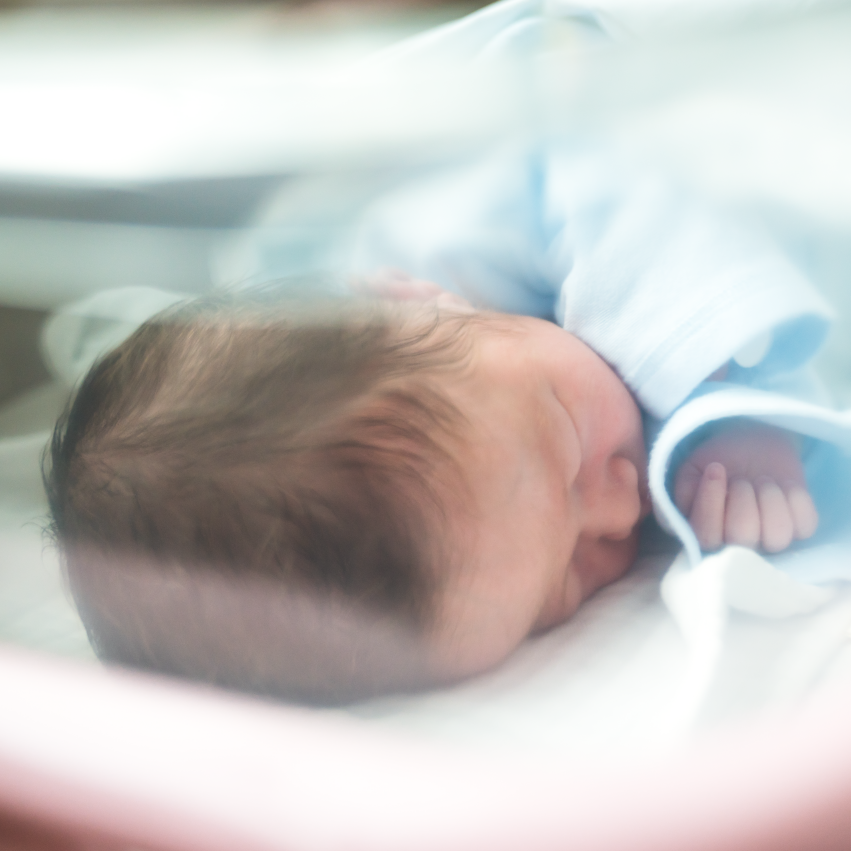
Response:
[674,423,818,554]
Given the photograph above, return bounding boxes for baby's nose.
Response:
[591,456,643,542]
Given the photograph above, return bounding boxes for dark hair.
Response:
[44,289,470,703]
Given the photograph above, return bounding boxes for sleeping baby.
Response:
[45,147,833,703]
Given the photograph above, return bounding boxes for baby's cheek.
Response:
[532,568,585,633]
[532,532,639,634]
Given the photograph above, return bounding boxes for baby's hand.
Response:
[353,268,445,301]
[352,269,474,310]
[674,423,818,553]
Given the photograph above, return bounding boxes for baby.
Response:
[45,275,819,704]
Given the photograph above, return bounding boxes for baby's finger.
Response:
[435,292,476,313]
[755,476,794,553]
[724,477,760,549]
[354,269,444,301]
[674,464,703,517]
[786,484,819,540]
[688,462,727,551]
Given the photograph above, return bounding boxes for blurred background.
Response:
[0,0,850,662]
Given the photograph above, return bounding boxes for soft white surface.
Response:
[349,550,851,755]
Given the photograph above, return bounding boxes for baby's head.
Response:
[46,289,648,703]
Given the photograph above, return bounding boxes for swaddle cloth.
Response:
[650,385,851,726]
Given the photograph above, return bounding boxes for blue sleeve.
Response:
[349,148,559,319]
[351,146,834,420]
[541,151,834,418]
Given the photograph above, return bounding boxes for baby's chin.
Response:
[424,600,544,683]
[570,524,641,604]
[533,535,640,636]
[427,543,643,684]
